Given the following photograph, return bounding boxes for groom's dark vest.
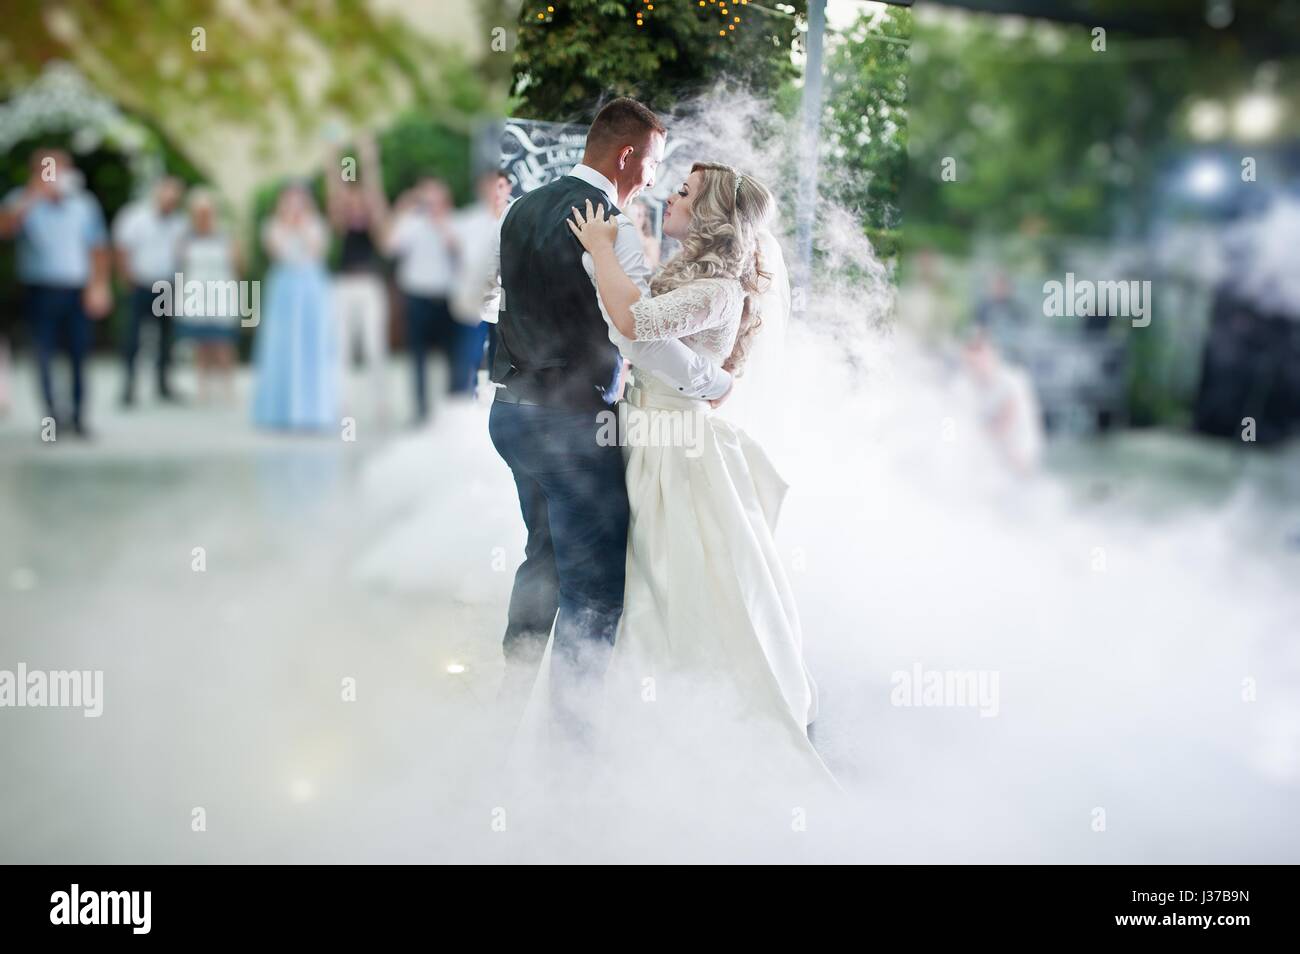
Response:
[492,176,622,411]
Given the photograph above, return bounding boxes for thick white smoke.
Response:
[345,89,1300,863]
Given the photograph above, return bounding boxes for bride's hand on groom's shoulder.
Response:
[567,198,619,253]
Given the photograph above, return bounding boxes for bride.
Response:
[553,161,836,790]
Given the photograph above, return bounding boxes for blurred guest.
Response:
[175,189,241,404]
[974,270,1026,339]
[0,325,10,417]
[0,245,13,417]
[0,148,112,437]
[897,246,952,341]
[450,169,512,395]
[961,330,1044,474]
[252,184,338,431]
[112,175,188,405]
[628,197,660,271]
[325,133,390,419]
[384,177,457,423]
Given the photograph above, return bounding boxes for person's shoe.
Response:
[71,419,94,440]
[120,390,135,408]
[159,389,184,404]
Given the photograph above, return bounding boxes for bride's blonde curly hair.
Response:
[650,161,773,375]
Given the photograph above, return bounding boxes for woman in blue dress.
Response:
[252,184,339,431]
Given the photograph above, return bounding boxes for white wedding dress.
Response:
[512,243,837,799]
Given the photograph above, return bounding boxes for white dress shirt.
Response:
[484,164,731,400]
[388,209,455,296]
[450,201,505,324]
[112,199,188,285]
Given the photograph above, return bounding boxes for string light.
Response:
[531,0,744,39]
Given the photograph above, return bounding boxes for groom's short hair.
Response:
[585,98,665,157]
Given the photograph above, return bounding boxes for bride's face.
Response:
[662,170,702,240]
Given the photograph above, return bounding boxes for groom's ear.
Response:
[616,145,634,170]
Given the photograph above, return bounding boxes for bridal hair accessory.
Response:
[734,172,744,202]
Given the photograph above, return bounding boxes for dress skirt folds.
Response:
[603,376,835,791]
[510,373,836,799]
[252,261,339,431]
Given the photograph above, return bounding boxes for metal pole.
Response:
[796,0,827,298]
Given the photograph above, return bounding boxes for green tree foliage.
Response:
[0,0,498,141]
[512,0,808,119]
[901,13,1291,426]
[900,15,1256,253]
[819,5,910,255]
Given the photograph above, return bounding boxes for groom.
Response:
[488,97,733,728]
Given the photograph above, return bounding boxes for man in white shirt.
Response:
[384,177,459,422]
[112,176,187,404]
[486,98,731,731]
[450,170,512,393]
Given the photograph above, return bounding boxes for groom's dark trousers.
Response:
[488,174,631,728]
[489,401,628,683]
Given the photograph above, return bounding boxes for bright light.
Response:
[1205,0,1234,29]
[446,663,466,675]
[289,779,315,803]
[1187,100,1227,141]
[1233,92,1283,141]
[1186,159,1227,198]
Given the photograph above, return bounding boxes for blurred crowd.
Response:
[0,140,513,438]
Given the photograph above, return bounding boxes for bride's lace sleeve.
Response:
[630,279,737,341]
